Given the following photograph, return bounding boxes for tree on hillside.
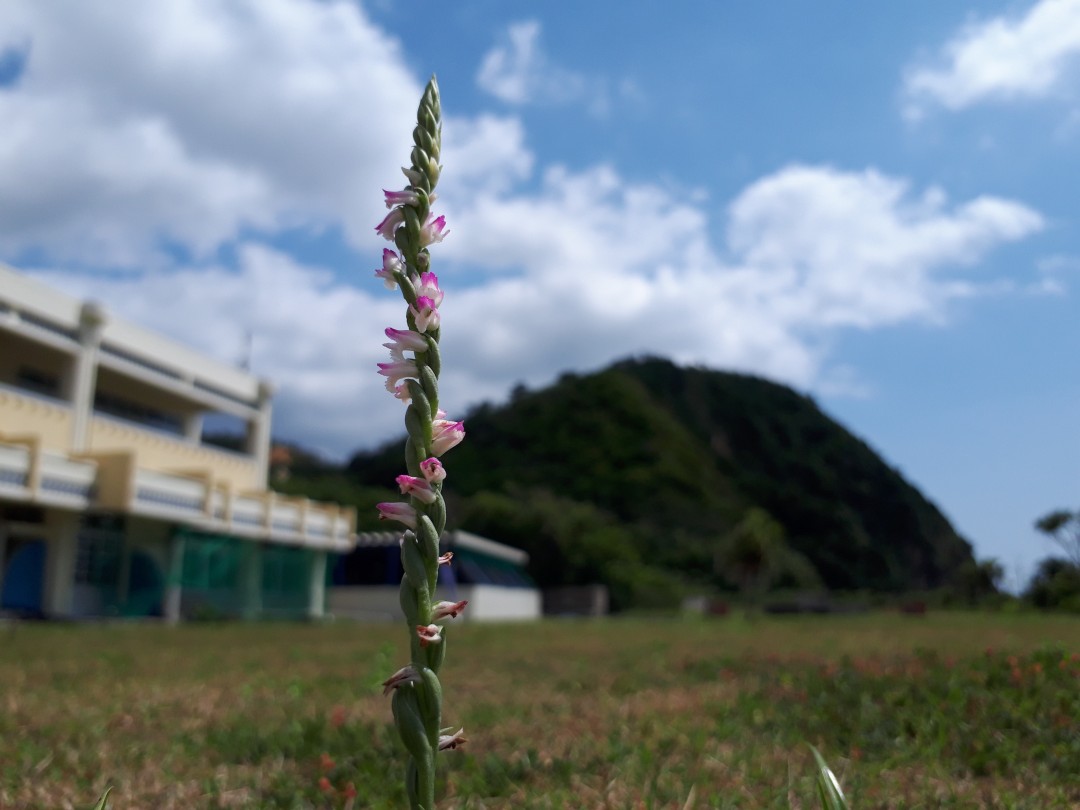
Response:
[345,356,977,593]
[953,558,1004,605]
[715,508,785,609]
[1035,509,1080,567]
[1024,556,1080,612]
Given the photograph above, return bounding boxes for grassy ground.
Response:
[0,612,1078,809]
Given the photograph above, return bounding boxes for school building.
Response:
[0,263,355,621]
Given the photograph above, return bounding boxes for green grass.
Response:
[0,612,1078,808]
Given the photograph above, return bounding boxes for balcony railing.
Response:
[0,438,355,553]
[129,468,354,551]
[0,436,98,508]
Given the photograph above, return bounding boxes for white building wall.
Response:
[328,584,540,623]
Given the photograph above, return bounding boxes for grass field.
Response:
[1,612,1078,809]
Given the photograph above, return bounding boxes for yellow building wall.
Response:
[88,416,260,491]
[0,386,73,451]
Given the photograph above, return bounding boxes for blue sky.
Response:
[0,1,1077,587]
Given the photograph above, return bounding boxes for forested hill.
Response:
[342,356,975,599]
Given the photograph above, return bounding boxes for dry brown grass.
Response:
[0,613,1077,808]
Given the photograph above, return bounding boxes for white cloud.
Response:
[0,2,1049,459]
[0,0,420,267]
[26,160,1043,458]
[441,114,535,195]
[31,247,405,454]
[724,166,1044,328]
[1032,252,1080,294]
[432,164,1042,408]
[476,20,603,111]
[904,0,1080,118]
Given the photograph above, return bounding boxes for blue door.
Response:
[1,540,46,616]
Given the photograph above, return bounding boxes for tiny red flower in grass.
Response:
[318,776,334,794]
[319,752,335,771]
[329,705,347,728]
[343,782,357,800]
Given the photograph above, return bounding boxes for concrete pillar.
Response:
[182,411,204,443]
[240,541,262,620]
[307,549,327,620]
[116,528,132,609]
[0,520,8,606]
[70,301,107,452]
[246,380,274,489]
[42,511,79,618]
[163,531,186,625]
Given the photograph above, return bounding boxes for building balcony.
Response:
[89,411,262,491]
[0,434,355,554]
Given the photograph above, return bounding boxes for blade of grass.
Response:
[809,746,850,810]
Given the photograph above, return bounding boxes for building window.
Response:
[15,366,61,398]
[94,391,183,435]
[75,524,122,587]
[452,549,535,588]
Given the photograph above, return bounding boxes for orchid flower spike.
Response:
[415,273,444,307]
[377,359,419,387]
[416,624,442,647]
[376,502,417,529]
[438,728,467,751]
[384,188,420,209]
[420,457,446,484]
[420,214,449,247]
[381,665,422,696]
[384,327,429,354]
[375,207,405,241]
[396,474,438,504]
[430,418,465,457]
[409,273,445,333]
[375,249,404,289]
[385,378,412,403]
[432,600,468,621]
[372,76,462,809]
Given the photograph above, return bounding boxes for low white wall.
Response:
[465,584,541,621]
[328,584,540,623]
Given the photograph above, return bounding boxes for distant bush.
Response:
[1025,557,1080,612]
